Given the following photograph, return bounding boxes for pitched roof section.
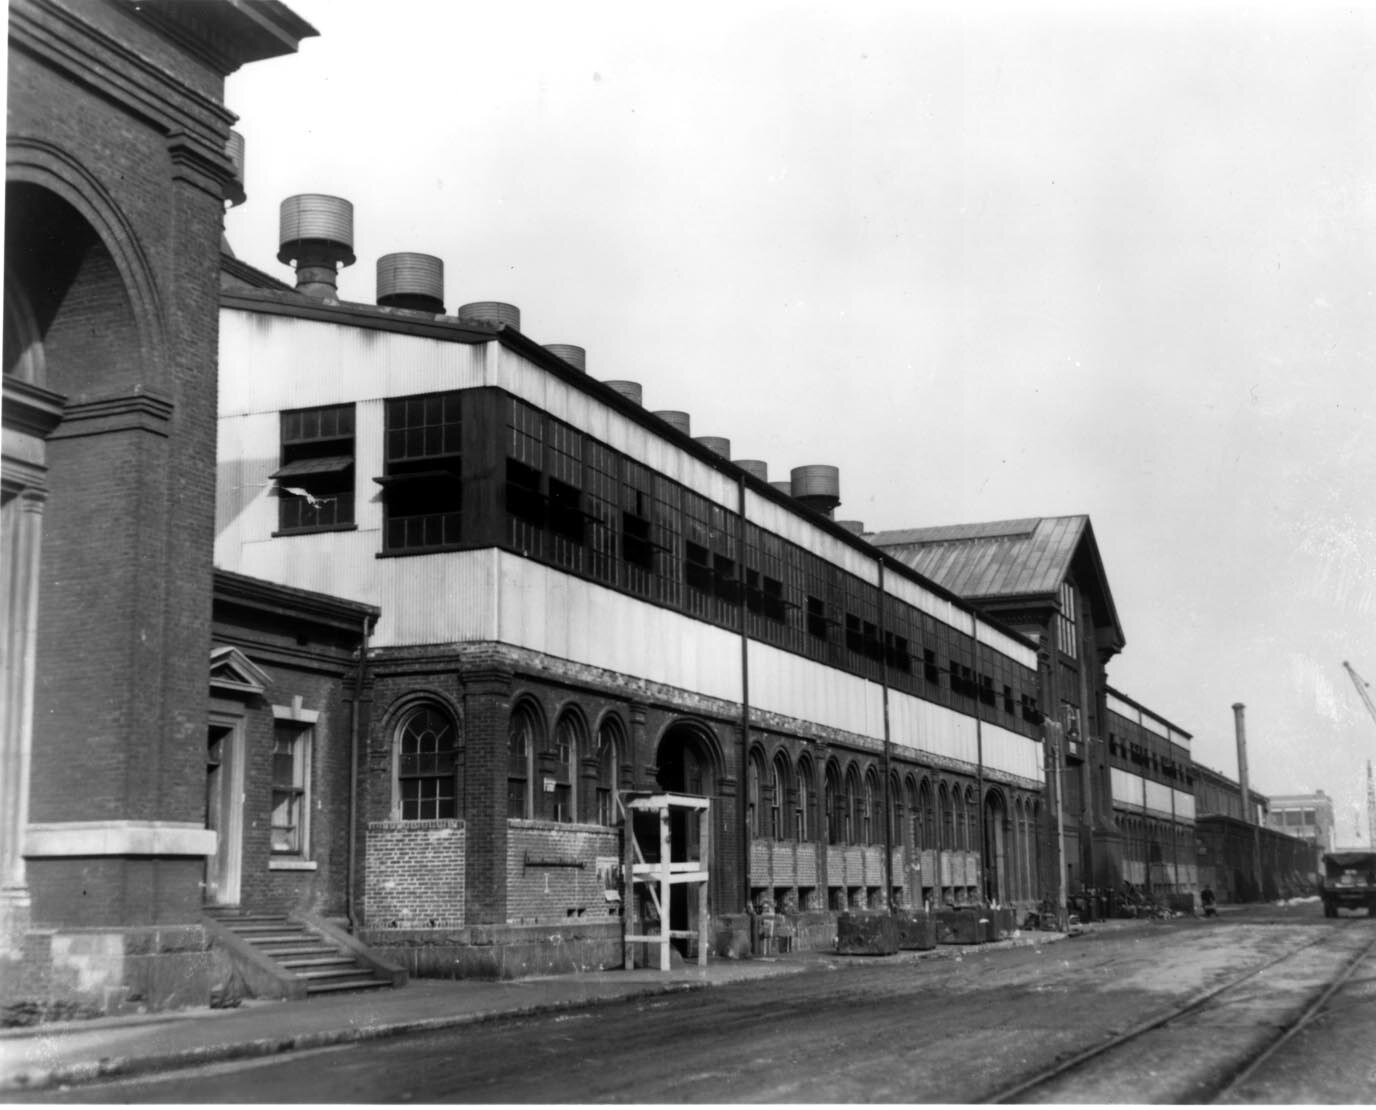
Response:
[867,515,1125,651]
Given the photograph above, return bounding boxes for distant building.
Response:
[1193,765,1315,901]
[1264,792,1334,855]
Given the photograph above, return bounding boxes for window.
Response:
[550,714,584,823]
[271,722,310,854]
[380,392,463,554]
[397,704,460,820]
[275,404,355,532]
[797,759,814,842]
[825,764,843,845]
[594,719,623,826]
[508,705,537,819]
[1057,581,1078,659]
[770,755,788,840]
[747,751,764,839]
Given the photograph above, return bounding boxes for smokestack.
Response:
[278,194,356,299]
[1232,702,1252,823]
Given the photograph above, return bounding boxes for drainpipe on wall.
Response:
[877,561,893,913]
[346,613,372,932]
[973,627,986,905]
[737,475,751,914]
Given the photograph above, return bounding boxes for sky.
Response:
[224,0,1376,841]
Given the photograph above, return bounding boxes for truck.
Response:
[1320,851,1376,918]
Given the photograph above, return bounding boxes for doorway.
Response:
[654,724,718,953]
[205,718,243,906]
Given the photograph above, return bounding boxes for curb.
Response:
[0,927,1092,1093]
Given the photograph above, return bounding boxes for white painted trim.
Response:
[272,699,320,724]
[268,858,318,871]
[24,821,217,857]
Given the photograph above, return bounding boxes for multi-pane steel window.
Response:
[270,723,310,854]
[583,440,619,586]
[546,417,586,570]
[397,705,459,820]
[1057,580,1078,659]
[594,720,622,826]
[620,460,656,591]
[380,392,462,554]
[274,404,355,532]
[508,706,536,819]
[505,397,545,555]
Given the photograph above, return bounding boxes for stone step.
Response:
[279,955,355,969]
[305,977,391,995]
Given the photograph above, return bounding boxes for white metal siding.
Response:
[882,570,971,635]
[743,489,880,584]
[982,723,1044,783]
[889,691,977,766]
[974,621,1037,670]
[497,555,742,699]
[1106,692,1137,722]
[1174,791,1196,821]
[747,641,882,738]
[1111,767,1140,807]
[219,310,488,416]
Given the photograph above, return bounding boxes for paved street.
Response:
[22,906,1376,1104]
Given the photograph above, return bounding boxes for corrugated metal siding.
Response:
[500,554,742,700]
[1140,713,1169,740]
[1106,692,1137,721]
[744,489,879,584]
[1111,767,1142,807]
[1144,779,1173,815]
[983,723,1043,783]
[882,570,972,634]
[1174,791,1196,821]
[219,310,488,417]
[747,640,883,739]
[889,691,978,766]
[975,621,1036,670]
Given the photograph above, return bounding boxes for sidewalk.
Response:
[0,931,1081,1093]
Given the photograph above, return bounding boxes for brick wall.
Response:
[505,821,620,925]
[364,820,466,928]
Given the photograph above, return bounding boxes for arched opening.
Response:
[653,722,722,944]
[769,752,789,841]
[506,700,543,819]
[549,709,587,823]
[983,789,1008,904]
[593,716,625,826]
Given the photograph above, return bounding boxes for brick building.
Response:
[213,210,1049,974]
[2,0,313,1011]
[1264,791,1334,861]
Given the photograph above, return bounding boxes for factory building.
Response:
[213,201,1048,973]
[1193,766,1316,901]
[1263,792,1334,859]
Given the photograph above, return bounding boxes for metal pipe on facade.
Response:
[877,561,894,912]
[973,629,987,904]
[347,613,371,931]
[736,474,751,914]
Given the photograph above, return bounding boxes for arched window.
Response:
[906,775,921,851]
[863,768,878,846]
[825,762,843,845]
[796,757,814,842]
[594,717,624,826]
[920,778,935,851]
[965,786,978,854]
[939,783,954,850]
[747,749,765,839]
[888,773,902,846]
[396,703,461,821]
[508,702,539,819]
[770,753,789,840]
[550,712,585,823]
[846,765,863,845]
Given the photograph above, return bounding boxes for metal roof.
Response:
[867,515,1125,650]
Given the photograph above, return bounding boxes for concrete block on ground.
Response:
[935,908,990,945]
[835,912,898,955]
[893,910,937,950]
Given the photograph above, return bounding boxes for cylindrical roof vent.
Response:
[769,480,793,496]
[604,380,643,406]
[278,194,356,299]
[654,410,691,437]
[224,130,246,208]
[694,436,731,457]
[458,301,521,330]
[836,520,866,535]
[734,459,769,483]
[791,464,841,519]
[377,252,444,314]
[543,344,586,372]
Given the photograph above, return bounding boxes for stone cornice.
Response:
[2,377,66,439]
[46,388,174,440]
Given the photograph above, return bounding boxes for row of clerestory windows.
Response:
[273,391,1041,736]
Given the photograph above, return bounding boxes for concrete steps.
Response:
[204,909,401,999]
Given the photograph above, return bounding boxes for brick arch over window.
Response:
[769,750,791,841]
[393,701,463,821]
[795,753,816,843]
[746,745,767,840]
[507,697,544,820]
[592,713,627,827]
[548,707,589,823]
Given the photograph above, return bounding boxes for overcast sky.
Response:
[225,0,1376,841]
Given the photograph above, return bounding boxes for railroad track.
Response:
[983,925,1376,1104]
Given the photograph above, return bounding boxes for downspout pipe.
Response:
[878,562,893,913]
[737,475,751,914]
[973,627,986,905]
[347,613,372,932]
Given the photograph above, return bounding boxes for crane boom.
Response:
[1342,661,1376,728]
